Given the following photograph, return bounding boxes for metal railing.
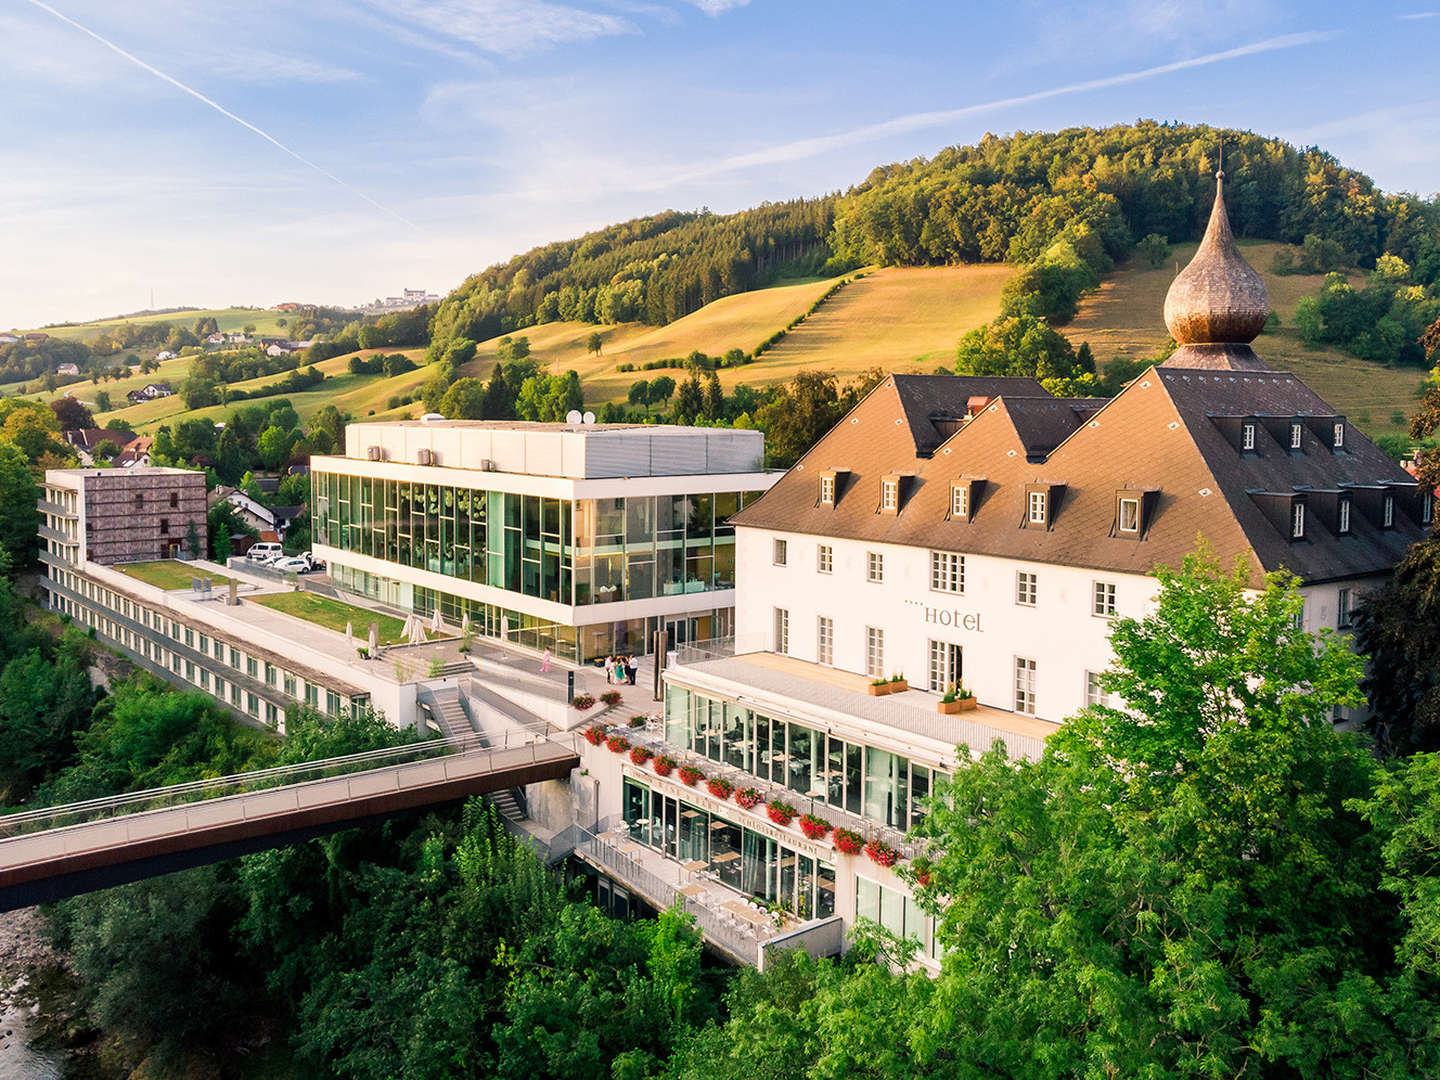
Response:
[0,725,576,843]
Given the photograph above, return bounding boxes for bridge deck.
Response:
[0,740,578,908]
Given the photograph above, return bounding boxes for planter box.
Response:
[867,680,909,697]
[937,697,978,714]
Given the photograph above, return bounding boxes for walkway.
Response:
[0,731,580,911]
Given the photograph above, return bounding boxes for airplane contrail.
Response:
[23,0,419,230]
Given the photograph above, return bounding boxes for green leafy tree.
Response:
[956,313,1094,393]
[482,364,512,420]
[0,442,40,567]
[257,425,294,471]
[213,522,232,562]
[50,395,93,429]
[439,376,486,419]
[703,371,724,421]
[672,373,704,424]
[94,389,111,413]
[627,378,651,416]
[184,519,201,558]
[1353,535,1440,753]
[648,375,675,408]
[586,331,604,355]
[1136,231,1169,266]
[0,646,95,799]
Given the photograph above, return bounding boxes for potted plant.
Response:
[705,777,734,800]
[572,693,596,710]
[766,800,798,827]
[653,755,676,778]
[600,690,622,706]
[864,839,900,868]
[833,828,864,855]
[937,685,977,714]
[867,672,909,696]
[678,764,704,787]
[629,745,654,766]
[606,734,630,754]
[798,813,831,840]
[582,726,606,746]
[734,786,762,810]
[627,715,647,728]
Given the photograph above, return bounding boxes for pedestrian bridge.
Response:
[0,729,580,911]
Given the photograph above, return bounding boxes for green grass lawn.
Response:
[115,560,235,591]
[250,590,415,646]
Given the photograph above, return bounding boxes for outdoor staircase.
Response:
[488,787,527,823]
[439,658,474,677]
[421,687,472,738]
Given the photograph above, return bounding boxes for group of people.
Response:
[604,654,638,686]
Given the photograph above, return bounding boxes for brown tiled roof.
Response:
[888,374,1047,454]
[730,367,1425,585]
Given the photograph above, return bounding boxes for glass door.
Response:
[928,640,962,692]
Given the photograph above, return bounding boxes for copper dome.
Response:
[1162,172,1270,366]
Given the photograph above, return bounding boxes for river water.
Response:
[0,1002,65,1080]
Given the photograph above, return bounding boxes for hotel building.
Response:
[308,420,777,661]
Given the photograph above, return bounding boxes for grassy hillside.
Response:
[32,307,293,345]
[1068,240,1424,437]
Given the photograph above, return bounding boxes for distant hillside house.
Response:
[272,302,304,312]
[113,436,153,469]
[143,383,175,399]
[125,389,148,406]
[225,332,249,344]
[63,428,140,464]
[55,362,80,376]
[0,334,19,344]
[153,350,176,361]
[205,332,226,345]
[25,332,49,342]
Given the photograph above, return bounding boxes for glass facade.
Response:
[664,685,944,831]
[623,776,836,920]
[312,472,763,608]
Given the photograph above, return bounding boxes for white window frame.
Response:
[929,550,964,594]
[820,476,835,504]
[1015,570,1037,607]
[773,538,787,566]
[1092,580,1117,618]
[1332,422,1345,449]
[1337,588,1352,629]
[951,485,969,517]
[1242,422,1256,451]
[1118,497,1140,533]
[1290,422,1303,449]
[867,551,884,583]
[1383,495,1394,528]
[1027,490,1047,525]
[866,626,885,679]
[1014,656,1037,715]
[774,607,790,654]
[1084,670,1108,708]
[817,544,833,574]
[1338,498,1351,535]
[1291,501,1305,540]
[817,616,834,666]
[881,479,898,511]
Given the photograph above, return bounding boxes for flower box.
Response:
[833,828,864,855]
[678,765,704,787]
[600,690,623,706]
[766,800,798,827]
[798,814,831,841]
[706,777,734,800]
[867,679,908,696]
[653,756,676,778]
[629,745,654,766]
[733,787,762,810]
[865,840,900,868]
[582,726,606,746]
[572,694,596,710]
[627,715,647,728]
[606,735,631,754]
[937,696,977,714]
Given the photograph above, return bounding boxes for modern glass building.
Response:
[310,419,777,660]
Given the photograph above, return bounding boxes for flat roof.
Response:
[354,420,712,434]
[668,651,1056,763]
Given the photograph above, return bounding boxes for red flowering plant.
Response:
[733,787,762,810]
[678,765,704,787]
[600,690,622,706]
[606,734,631,754]
[705,777,734,800]
[652,755,676,777]
[832,828,864,855]
[572,694,596,710]
[766,800,798,827]
[908,856,934,889]
[629,745,654,766]
[798,813,831,841]
[864,840,900,868]
[582,726,606,746]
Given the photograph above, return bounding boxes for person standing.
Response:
[541,647,551,673]
[603,654,614,685]
[626,655,638,685]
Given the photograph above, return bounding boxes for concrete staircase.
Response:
[420,687,471,738]
[489,787,527,823]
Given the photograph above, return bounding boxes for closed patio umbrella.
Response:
[461,611,471,634]
[368,623,379,656]
[408,616,426,646]
[345,620,354,651]
[429,608,444,635]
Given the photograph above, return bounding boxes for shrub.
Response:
[766,800,798,826]
[864,840,899,868]
[582,726,606,745]
[706,777,734,800]
[798,813,831,840]
[833,828,864,855]
[678,765,704,786]
[910,856,933,888]
[606,734,631,754]
[734,787,762,810]
[629,745,654,766]
[627,715,647,728]
[600,690,622,706]
[573,694,596,710]
[653,755,676,777]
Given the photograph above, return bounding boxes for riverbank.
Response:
[0,907,106,1079]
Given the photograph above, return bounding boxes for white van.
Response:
[247,542,284,562]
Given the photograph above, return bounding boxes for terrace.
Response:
[114,559,237,592]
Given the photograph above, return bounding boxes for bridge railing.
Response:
[0,725,577,843]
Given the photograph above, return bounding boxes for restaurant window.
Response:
[1014,656,1037,715]
[930,551,963,593]
[867,551,884,583]
[1016,571,1037,607]
[773,607,789,655]
[817,616,834,666]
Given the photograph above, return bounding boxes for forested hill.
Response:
[426,122,1440,353]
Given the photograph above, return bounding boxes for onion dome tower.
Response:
[1161,170,1271,370]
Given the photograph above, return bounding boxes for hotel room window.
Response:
[867,551,884,583]
[1337,588,1352,629]
[773,607,789,654]
[1289,422,1303,449]
[950,485,968,517]
[1027,490,1047,526]
[1338,498,1351,535]
[865,626,885,678]
[817,544,833,573]
[1383,494,1394,528]
[1092,581,1116,617]
[1332,422,1345,449]
[817,616,833,665]
[820,476,835,504]
[1242,422,1256,450]
[930,551,963,593]
[1291,502,1306,539]
[1118,497,1140,534]
[1014,657,1037,715]
[1016,570,1037,607]
[881,478,898,511]
[773,538,787,566]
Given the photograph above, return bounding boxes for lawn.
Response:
[115,560,235,591]
[29,307,294,345]
[250,590,416,646]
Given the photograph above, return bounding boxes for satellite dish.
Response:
[582,411,596,425]
[566,410,583,424]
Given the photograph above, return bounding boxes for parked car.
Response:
[272,556,312,574]
[247,542,283,562]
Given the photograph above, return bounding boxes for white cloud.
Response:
[201,48,363,85]
[1397,10,1439,17]
[361,0,636,57]
[683,0,751,15]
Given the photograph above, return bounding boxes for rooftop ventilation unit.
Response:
[416,448,434,466]
[420,413,446,423]
[366,445,382,461]
[481,459,497,471]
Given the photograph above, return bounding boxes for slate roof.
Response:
[730,367,1426,585]
[887,374,1046,454]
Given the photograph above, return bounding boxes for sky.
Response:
[2,0,1438,329]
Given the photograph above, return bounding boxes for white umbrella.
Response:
[429,608,444,635]
[461,611,471,634]
[500,615,509,641]
[345,620,354,651]
[408,616,426,646]
[368,622,379,656]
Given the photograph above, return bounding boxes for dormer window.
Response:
[881,478,898,511]
[820,475,835,504]
[1027,490,1047,526]
[1291,501,1306,539]
[1338,497,1351,535]
[1383,494,1395,528]
[1118,497,1140,534]
[1289,422,1303,450]
[951,484,969,518]
[1332,422,1345,449]
[1242,422,1256,451]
